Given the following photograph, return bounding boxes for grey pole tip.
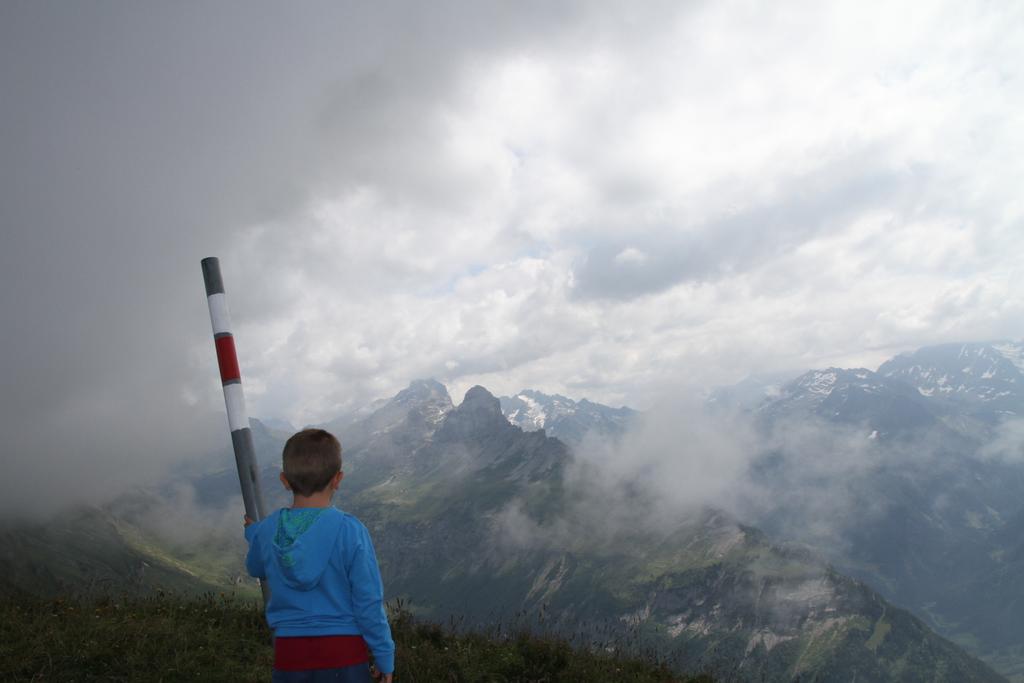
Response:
[201,257,225,296]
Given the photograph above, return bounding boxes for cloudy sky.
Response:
[2,1,1023,511]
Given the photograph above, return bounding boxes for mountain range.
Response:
[727,341,1024,679]
[3,340,1023,680]
[499,389,637,445]
[288,380,1008,681]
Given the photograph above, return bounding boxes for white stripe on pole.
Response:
[223,382,249,432]
[207,293,232,336]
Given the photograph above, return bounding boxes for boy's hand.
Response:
[371,671,393,683]
[243,515,255,527]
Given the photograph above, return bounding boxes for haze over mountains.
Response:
[2,340,1023,681]
[499,341,1024,680]
[701,340,1024,679]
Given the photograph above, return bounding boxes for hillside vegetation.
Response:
[1,379,1008,681]
[0,592,711,682]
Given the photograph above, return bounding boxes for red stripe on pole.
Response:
[215,335,242,383]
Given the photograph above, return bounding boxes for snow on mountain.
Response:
[501,390,576,431]
[757,367,937,433]
[803,368,840,395]
[772,367,893,404]
[992,341,1024,373]
[878,342,1024,417]
[499,390,636,445]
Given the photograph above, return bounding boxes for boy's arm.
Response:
[348,523,395,675]
[244,518,266,579]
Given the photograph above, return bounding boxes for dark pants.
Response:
[271,662,373,683]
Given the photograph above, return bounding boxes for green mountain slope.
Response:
[734,351,1024,679]
[0,506,232,598]
[1,381,1008,681]
[325,384,1005,682]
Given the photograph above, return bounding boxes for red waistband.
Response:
[273,635,369,671]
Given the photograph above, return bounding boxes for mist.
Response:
[495,389,1004,565]
[0,2,611,515]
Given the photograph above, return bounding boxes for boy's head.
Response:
[281,428,342,497]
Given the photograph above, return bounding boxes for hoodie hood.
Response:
[271,507,344,590]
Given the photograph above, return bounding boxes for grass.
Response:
[0,593,714,682]
[0,592,271,681]
[866,614,892,653]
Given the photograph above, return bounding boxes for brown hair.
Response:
[281,428,342,497]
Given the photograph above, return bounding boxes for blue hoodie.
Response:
[244,507,395,674]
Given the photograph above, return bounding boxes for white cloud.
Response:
[4,1,1024,510]
[614,247,647,265]
[208,0,1024,423]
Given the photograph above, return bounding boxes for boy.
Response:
[244,428,395,682]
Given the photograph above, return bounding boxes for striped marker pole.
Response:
[201,258,270,602]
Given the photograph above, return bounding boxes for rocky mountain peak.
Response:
[377,378,453,428]
[393,378,452,407]
[435,386,511,441]
[877,342,1024,417]
[459,385,503,414]
[758,366,935,433]
[778,367,913,401]
[499,389,637,445]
